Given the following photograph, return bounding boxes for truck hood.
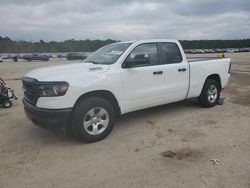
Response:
[25,62,110,81]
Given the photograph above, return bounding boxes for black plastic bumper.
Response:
[23,99,72,130]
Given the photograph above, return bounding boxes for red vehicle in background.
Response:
[0,77,18,108]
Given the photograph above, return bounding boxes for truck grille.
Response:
[22,77,39,105]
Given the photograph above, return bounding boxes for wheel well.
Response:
[206,74,221,89]
[74,90,121,117]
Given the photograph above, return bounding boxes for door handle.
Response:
[178,68,186,72]
[153,71,163,75]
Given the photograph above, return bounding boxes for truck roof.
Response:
[117,39,179,44]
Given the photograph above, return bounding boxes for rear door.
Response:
[158,42,189,103]
[121,43,165,112]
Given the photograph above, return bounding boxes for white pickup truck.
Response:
[22,39,231,142]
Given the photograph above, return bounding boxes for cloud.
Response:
[0,0,249,41]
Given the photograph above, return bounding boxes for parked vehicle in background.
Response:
[0,56,2,62]
[57,54,68,58]
[23,54,49,61]
[51,54,58,58]
[227,48,235,53]
[22,39,231,142]
[17,54,23,59]
[185,47,249,54]
[66,52,87,60]
[189,49,196,54]
[2,55,12,59]
[239,48,249,52]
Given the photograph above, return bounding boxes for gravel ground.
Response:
[0,54,250,188]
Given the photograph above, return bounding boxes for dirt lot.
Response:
[0,54,250,188]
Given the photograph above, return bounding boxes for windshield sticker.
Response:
[109,50,123,55]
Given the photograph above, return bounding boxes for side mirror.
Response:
[123,54,150,68]
[123,60,131,68]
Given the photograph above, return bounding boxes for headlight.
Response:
[38,82,69,97]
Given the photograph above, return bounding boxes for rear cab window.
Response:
[159,43,183,64]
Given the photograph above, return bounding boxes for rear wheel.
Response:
[71,97,115,142]
[2,100,12,108]
[198,79,220,107]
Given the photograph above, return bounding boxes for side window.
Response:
[124,43,159,67]
[160,43,182,64]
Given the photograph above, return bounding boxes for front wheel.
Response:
[2,100,12,108]
[71,97,116,142]
[198,79,220,107]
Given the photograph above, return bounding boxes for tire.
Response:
[71,97,116,142]
[198,79,220,107]
[2,100,12,108]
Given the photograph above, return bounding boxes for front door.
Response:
[121,43,165,112]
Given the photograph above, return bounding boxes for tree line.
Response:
[0,36,250,53]
[180,39,250,49]
[0,37,117,53]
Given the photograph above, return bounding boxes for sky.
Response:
[0,0,250,41]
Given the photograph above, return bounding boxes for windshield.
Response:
[85,42,132,64]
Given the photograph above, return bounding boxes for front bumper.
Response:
[23,99,72,130]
